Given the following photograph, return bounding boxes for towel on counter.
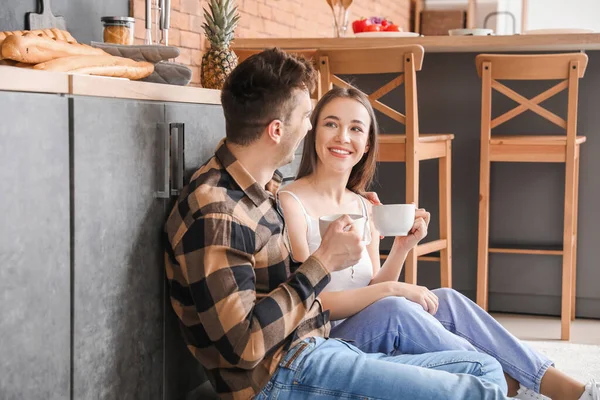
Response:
[90,42,192,86]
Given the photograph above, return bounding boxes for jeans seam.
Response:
[361,329,435,355]
[437,319,538,385]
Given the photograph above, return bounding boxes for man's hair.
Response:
[220,48,318,145]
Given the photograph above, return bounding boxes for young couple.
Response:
[165,48,599,400]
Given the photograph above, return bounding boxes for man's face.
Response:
[277,89,313,167]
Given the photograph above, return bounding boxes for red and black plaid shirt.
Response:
[165,140,331,399]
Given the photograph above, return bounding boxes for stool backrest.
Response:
[475,53,588,144]
[316,45,425,143]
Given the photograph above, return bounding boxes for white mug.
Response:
[372,204,416,237]
[318,213,367,241]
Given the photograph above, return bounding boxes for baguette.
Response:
[34,55,155,80]
[0,29,76,59]
[2,33,105,64]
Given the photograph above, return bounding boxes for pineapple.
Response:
[201,0,240,90]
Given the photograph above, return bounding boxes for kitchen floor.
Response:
[493,313,600,345]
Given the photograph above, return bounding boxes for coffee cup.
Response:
[319,213,366,241]
[372,204,416,237]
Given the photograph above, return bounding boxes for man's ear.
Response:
[267,119,284,144]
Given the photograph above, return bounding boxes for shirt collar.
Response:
[215,139,283,207]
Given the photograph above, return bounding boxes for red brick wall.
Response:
[131,0,411,86]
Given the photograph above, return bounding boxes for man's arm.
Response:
[169,212,330,370]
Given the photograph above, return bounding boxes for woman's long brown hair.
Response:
[296,87,379,194]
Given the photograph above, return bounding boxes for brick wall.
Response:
[131,0,411,86]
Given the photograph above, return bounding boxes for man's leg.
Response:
[256,337,508,400]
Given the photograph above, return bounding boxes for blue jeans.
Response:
[256,336,509,399]
[330,288,553,393]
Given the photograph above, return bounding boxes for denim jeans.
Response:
[255,336,509,399]
[330,288,554,394]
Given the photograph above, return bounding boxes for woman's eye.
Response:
[351,126,364,133]
[325,122,337,128]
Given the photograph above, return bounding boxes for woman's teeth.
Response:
[330,148,350,155]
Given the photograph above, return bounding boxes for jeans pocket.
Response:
[279,338,317,371]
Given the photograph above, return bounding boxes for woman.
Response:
[279,87,598,400]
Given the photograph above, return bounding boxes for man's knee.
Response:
[468,352,507,393]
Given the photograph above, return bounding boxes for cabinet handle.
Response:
[170,122,185,197]
[155,123,170,199]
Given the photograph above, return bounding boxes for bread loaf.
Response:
[0,29,76,60]
[1,33,104,64]
[34,55,155,80]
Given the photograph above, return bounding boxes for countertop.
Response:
[232,33,600,53]
[0,66,221,104]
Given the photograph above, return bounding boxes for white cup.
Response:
[372,204,416,237]
[319,213,366,241]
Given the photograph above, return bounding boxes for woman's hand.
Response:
[392,207,430,253]
[388,281,439,315]
[364,191,382,206]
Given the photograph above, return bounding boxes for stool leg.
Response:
[405,151,419,285]
[477,148,491,311]
[571,152,581,321]
[439,141,452,288]
[561,149,577,340]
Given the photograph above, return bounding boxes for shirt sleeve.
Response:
[171,212,330,370]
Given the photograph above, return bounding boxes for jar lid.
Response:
[101,16,135,23]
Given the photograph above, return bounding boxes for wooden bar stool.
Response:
[317,45,454,287]
[475,52,588,340]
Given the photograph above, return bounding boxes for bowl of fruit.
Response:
[352,17,419,37]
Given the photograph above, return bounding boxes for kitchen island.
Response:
[233,34,600,325]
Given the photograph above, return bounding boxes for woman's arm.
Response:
[319,282,394,320]
[278,191,311,262]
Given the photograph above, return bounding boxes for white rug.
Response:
[524,340,600,383]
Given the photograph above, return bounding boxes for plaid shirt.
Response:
[165,140,331,399]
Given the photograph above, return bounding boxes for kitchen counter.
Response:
[0,66,220,104]
[233,33,600,53]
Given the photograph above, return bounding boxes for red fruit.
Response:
[381,19,390,28]
[352,18,372,34]
[384,24,401,32]
[364,24,382,32]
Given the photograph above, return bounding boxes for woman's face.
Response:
[314,97,371,174]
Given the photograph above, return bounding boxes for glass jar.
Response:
[101,16,135,45]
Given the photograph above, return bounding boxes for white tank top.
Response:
[279,190,374,326]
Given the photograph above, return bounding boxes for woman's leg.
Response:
[433,288,587,399]
[329,294,528,396]
[330,296,479,355]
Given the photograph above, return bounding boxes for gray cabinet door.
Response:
[72,97,166,400]
[163,103,225,400]
[166,103,226,185]
[0,92,70,399]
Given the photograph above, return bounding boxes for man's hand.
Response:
[388,281,439,315]
[313,215,364,273]
[392,208,430,253]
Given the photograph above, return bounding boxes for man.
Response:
[165,48,509,400]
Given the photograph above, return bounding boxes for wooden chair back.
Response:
[317,45,425,141]
[475,53,589,145]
